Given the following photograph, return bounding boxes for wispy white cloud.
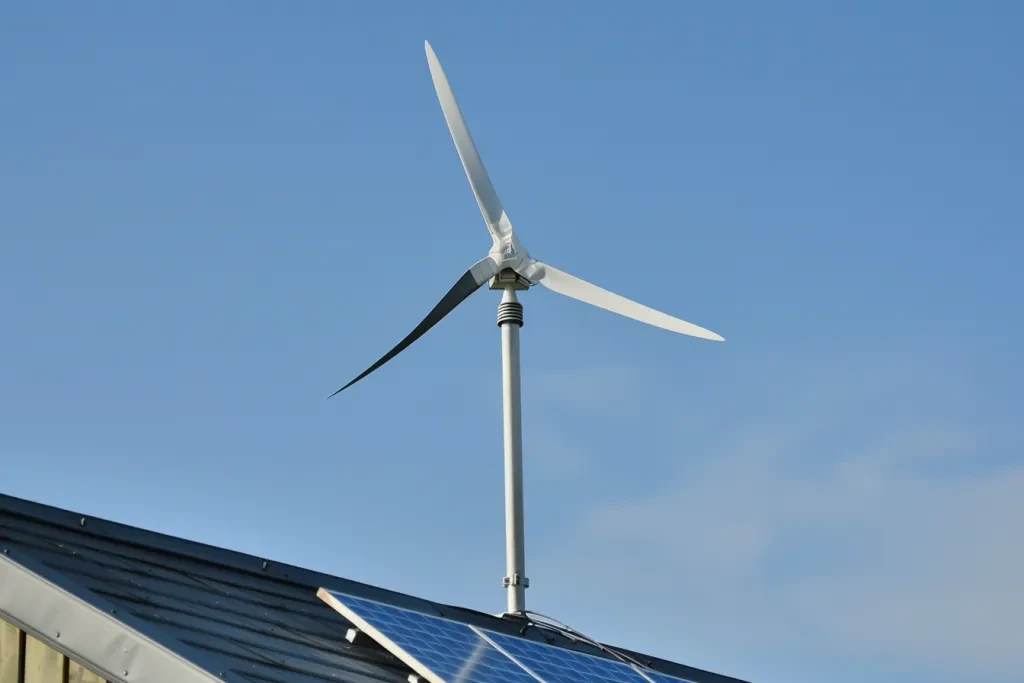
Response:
[788,463,1024,671]
[531,346,1022,682]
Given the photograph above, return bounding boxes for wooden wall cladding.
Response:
[0,619,105,683]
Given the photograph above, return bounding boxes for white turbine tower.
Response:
[330,41,724,616]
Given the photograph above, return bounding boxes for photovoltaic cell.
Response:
[318,589,698,683]
[318,591,541,683]
[481,629,650,683]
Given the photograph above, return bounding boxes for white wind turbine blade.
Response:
[328,255,500,398]
[425,40,513,243]
[531,262,725,341]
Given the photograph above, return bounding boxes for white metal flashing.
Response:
[0,550,238,683]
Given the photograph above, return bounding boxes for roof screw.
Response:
[123,670,129,677]
[261,560,269,570]
[55,631,60,638]
[110,608,117,615]
[79,517,87,527]
[2,549,8,555]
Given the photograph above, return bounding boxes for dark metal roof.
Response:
[0,493,747,683]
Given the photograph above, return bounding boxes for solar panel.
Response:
[317,589,696,683]
[482,630,654,683]
[318,590,541,683]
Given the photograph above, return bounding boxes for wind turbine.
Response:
[330,41,724,616]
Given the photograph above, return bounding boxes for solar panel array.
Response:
[318,589,696,683]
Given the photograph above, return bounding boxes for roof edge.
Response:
[0,548,243,683]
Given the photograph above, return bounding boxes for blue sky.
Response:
[2,3,1022,682]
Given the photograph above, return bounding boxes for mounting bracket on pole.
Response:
[502,573,530,588]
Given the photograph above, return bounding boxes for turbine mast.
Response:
[495,272,529,614]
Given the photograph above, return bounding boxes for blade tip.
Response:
[327,383,352,400]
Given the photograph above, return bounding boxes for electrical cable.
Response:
[518,609,652,670]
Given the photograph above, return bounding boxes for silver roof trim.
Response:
[0,550,239,683]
